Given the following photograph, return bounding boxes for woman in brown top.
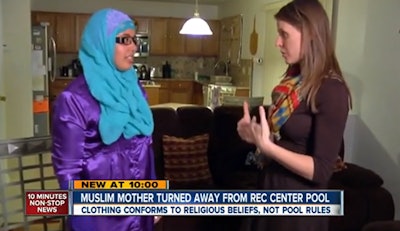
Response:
[237,0,351,230]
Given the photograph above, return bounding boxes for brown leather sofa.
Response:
[151,105,395,231]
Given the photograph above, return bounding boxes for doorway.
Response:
[0,0,6,140]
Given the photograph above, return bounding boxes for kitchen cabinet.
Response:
[143,87,160,105]
[235,88,250,97]
[50,78,202,109]
[49,78,74,103]
[192,82,204,105]
[150,18,219,57]
[49,78,74,120]
[31,11,56,38]
[32,12,76,53]
[149,18,168,55]
[132,17,150,34]
[202,20,220,56]
[153,80,198,104]
[184,20,220,57]
[75,14,91,51]
[150,18,186,56]
[156,81,170,104]
[169,80,193,104]
[185,35,202,56]
[56,14,76,53]
[32,12,220,57]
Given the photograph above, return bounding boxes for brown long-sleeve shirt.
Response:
[256,78,350,231]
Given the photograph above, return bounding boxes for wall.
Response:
[335,0,400,219]
[2,0,33,139]
[31,0,218,19]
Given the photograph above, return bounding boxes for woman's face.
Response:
[275,20,302,64]
[114,29,137,71]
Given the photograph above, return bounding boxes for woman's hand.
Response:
[250,105,273,153]
[237,102,274,153]
[237,101,256,144]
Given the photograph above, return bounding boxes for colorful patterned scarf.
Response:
[268,75,303,140]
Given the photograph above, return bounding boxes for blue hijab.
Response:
[79,8,154,145]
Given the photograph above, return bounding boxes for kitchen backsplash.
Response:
[57,54,252,87]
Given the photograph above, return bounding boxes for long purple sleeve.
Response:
[52,91,86,188]
[51,76,155,231]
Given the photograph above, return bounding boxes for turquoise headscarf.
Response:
[79,8,154,145]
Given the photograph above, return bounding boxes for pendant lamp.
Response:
[179,0,213,35]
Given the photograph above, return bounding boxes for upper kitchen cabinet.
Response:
[32,11,76,53]
[75,14,91,51]
[185,20,220,57]
[31,11,56,38]
[149,18,168,55]
[219,15,243,64]
[132,17,150,34]
[150,17,186,56]
[167,18,186,56]
[201,20,220,57]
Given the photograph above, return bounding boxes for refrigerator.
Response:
[31,22,57,137]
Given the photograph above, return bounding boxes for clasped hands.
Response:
[237,102,273,154]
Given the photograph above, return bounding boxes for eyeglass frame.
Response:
[115,36,140,46]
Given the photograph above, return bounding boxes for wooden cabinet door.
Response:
[154,80,170,103]
[31,12,56,38]
[202,20,220,56]
[167,18,186,56]
[49,78,74,112]
[133,17,149,34]
[55,13,76,53]
[169,81,193,104]
[158,88,170,104]
[192,82,204,105]
[75,14,91,52]
[185,35,203,56]
[144,87,160,105]
[150,18,168,55]
[235,89,250,97]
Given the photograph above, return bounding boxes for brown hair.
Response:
[275,0,351,112]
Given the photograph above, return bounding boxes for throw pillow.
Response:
[162,134,213,187]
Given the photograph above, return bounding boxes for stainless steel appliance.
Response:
[134,34,149,57]
[203,84,237,109]
[31,22,57,137]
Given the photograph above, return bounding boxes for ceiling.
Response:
[130,0,229,5]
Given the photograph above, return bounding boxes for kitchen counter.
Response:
[151,77,250,89]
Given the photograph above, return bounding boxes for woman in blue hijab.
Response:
[51,8,156,231]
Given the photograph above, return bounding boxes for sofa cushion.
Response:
[331,163,383,188]
[162,134,213,188]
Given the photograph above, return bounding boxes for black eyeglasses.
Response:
[115,36,140,46]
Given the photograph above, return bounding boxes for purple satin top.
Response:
[51,76,155,231]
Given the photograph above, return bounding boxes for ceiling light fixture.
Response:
[179,0,213,35]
